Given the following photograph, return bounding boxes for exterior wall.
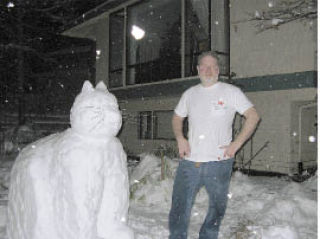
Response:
[230,0,317,78]
[229,0,317,174]
[236,88,316,175]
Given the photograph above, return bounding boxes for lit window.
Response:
[127,0,181,85]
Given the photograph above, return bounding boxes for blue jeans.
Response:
[169,158,234,239]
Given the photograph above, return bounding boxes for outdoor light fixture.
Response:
[131,25,145,40]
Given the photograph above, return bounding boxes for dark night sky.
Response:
[1,0,109,38]
[0,0,111,115]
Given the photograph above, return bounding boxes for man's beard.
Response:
[200,75,218,86]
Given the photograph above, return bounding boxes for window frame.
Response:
[138,110,180,140]
[108,9,126,88]
[138,111,153,140]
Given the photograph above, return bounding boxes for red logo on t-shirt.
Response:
[218,100,224,106]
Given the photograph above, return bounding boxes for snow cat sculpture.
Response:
[7,81,134,239]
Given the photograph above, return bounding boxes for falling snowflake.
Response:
[7,2,14,8]
[308,136,316,143]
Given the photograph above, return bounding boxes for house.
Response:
[62,0,317,175]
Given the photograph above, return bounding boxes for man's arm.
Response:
[222,107,260,158]
[172,113,190,158]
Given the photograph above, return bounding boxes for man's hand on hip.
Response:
[177,137,190,158]
[220,141,242,159]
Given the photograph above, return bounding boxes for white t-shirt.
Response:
[174,82,253,162]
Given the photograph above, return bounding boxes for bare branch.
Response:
[245,0,317,33]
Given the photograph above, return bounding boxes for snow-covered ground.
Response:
[0,154,317,239]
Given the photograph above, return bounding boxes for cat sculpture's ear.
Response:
[81,81,94,93]
[95,81,108,92]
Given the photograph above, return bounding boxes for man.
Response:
[169,51,260,239]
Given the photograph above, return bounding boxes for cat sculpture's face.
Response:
[70,81,122,137]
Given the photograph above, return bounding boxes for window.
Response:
[108,0,228,87]
[138,111,152,139]
[127,0,181,85]
[138,110,189,140]
[153,111,175,140]
[109,10,125,87]
[138,110,177,140]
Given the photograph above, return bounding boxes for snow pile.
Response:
[223,171,317,239]
[129,154,178,207]
[303,171,317,191]
[0,153,317,239]
[2,125,36,156]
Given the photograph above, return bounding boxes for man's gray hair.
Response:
[197,51,220,67]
